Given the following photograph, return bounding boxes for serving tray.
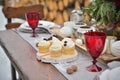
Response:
[51,28,120,64]
[36,50,78,63]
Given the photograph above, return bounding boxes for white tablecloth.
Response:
[15,29,107,80]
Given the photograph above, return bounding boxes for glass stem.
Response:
[92,58,97,65]
[32,29,35,37]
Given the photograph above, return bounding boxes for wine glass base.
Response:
[87,64,102,72]
[31,34,38,37]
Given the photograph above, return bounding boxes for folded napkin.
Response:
[99,67,120,80]
[99,69,110,80]
[107,61,120,69]
[99,61,120,80]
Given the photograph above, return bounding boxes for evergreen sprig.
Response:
[83,0,120,25]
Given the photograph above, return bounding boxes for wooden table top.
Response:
[0,30,67,80]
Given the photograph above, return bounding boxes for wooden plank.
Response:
[0,30,67,80]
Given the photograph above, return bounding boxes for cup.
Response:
[77,26,95,39]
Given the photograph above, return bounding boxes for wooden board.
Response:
[36,50,78,63]
[0,30,67,80]
[51,28,120,64]
[51,28,86,51]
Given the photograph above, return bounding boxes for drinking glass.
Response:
[26,12,40,37]
[84,31,106,72]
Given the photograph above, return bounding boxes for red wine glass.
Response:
[26,12,40,37]
[84,31,106,72]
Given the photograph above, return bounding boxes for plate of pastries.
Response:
[36,37,78,63]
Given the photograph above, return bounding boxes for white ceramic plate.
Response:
[20,20,60,30]
[36,50,78,63]
[19,20,56,30]
[18,20,61,33]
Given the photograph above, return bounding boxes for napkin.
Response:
[99,61,120,80]
[99,69,110,80]
[107,61,120,69]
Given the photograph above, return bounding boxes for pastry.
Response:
[49,44,62,57]
[49,37,62,57]
[51,37,62,45]
[62,38,75,55]
[38,40,50,53]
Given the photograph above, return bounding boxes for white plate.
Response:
[19,20,56,30]
[36,50,78,63]
[18,20,61,33]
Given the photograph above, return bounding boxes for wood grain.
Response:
[0,30,67,80]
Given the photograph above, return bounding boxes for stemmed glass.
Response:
[25,12,40,37]
[84,31,106,72]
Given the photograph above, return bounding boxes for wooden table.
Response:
[0,30,67,80]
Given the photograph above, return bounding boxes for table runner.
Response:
[15,29,107,80]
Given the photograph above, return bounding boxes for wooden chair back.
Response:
[2,4,43,29]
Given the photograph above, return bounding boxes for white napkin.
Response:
[108,67,120,80]
[99,61,120,80]
[107,61,120,69]
[99,69,110,80]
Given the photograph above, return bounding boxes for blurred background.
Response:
[1,0,90,25]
